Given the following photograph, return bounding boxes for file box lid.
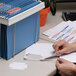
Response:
[0,0,45,26]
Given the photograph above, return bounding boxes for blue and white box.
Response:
[0,0,44,59]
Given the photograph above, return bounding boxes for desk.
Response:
[0,6,64,76]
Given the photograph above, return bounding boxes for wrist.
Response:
[70,43,76,52]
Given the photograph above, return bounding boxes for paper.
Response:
[43,21,76,43]
[9,62,28,70]
[43,21,67,37]
[24,43,56,60]
[60,52,76,62]
[24,42,76,62]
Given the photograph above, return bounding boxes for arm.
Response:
[70,42,76,52]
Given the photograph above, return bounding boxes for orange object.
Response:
[40,7,50,27]
[8,7,21,15]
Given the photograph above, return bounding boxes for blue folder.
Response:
[0,0,44,59]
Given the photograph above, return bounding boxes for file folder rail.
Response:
[0,0,44,59]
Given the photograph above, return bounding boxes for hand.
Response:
[56,58,76,76]
[53,40,74,55]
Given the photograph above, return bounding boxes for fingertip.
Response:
[56,51,59,54]
[57,58,65,64]
[57,58,62,62]
[56,51,62,55]
[57,51,64,55]
[57,58,62,61]
[56,60,59,65]
[56,59,60,68]
[57,58,68,63]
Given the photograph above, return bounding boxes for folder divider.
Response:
[35,13,39,42]
[13,24,16,57]
[3,25,6,59]
[0,24,1,58]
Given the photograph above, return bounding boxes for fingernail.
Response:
[56,52,61,56]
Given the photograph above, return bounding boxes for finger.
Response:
[56,60,61,70]
[53,42,57,50]
[56,48,67,55]
[57,58,69,63]
[53,40,63,51]
[55,40,65,51]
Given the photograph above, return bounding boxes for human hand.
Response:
[56,58,76,76]
[53,40,74,55]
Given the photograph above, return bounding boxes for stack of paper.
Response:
[24,43,56,60]
[43,21,76,43]
[24,43,76,62]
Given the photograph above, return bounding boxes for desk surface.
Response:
[0,3,67,76]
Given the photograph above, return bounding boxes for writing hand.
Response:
[53,40,73,55]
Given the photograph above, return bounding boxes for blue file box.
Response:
[0,0,44,59]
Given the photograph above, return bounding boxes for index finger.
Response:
[53,40,64,51]
[56,60,61,70]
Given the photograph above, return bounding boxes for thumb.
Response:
[57,58,68,63]
[56,60,60,69]
[57,48,67,55]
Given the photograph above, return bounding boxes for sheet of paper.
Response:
[24,42,76,62]
[43,21,67,37]
[43,21,76,43]
[24,43,56,60]
[9,62,28,70]
[60,52,76,63]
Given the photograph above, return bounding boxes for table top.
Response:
[0,9,63,76]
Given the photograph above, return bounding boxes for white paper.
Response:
[43,21,76,43]
[9,62,28,70]
[60,52,76,62]
[43,21,67,37]
[24,42,76,62]
[24,43,56,60]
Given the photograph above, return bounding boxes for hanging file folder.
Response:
[0,0,45,59]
